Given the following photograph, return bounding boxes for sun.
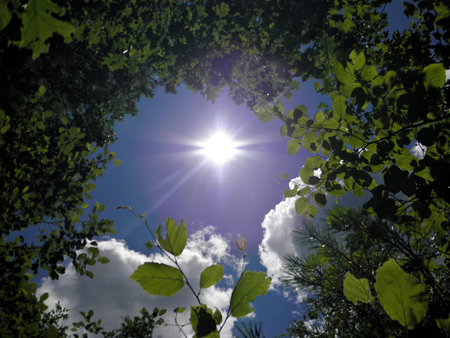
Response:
[203,132,236,164]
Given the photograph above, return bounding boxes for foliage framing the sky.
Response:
[1,0,450,337]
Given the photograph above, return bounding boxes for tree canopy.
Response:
[1,0,450,336]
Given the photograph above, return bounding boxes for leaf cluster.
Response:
[284,207,450,338]
[126,214,271,338]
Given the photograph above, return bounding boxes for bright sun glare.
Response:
[203,132,236,164]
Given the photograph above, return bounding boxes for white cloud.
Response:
[259,175,316,287]
[259,197,298,287]
[259,175,324,303]
[446,69,450,81]
[410,142,426,159]
[37,226,240,338]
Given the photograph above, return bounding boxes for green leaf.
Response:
[113,159,122,166]
[230,271,271,318]
[254,106,273,122]
[40,293,49,302]
[83,183,96,193]
[307,204,318,218]
[302,132,319,153]
[98,257,110,264]
[26,321,40,334]
[332,96,347,118]
[20,0,75,59]
[280,124,288,137]
[298,187,310,196]
[436,314,450,333]
[435,2,450,28]
[145,240,153,251]
[38,85,46,96]
[315,111,324,123]
[422,63,445,90]
[90,247,99,259]
[295,197,308,215]
[375,259,429,329]
[42,326,59,338]
[299,166,314,185]
[360,65,378,82]
[213,308,222,324]
[200,265,224,289]
[350,50,365,70]
[130,262,184,297]
[190,305,220,338]
[343,272,373,305]
[304,156,322,170]
[334,62,356,84]
[36,121,45,130]
[174,307,186,313]
[287,138,301,156]
[0,0,12,30]
[283,186,298,198]
[322,119,339,130]
[156,218,187,256]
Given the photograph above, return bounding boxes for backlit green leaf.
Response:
[302,132,319,153]
[343,272,373,305]
[334,62,356,84]
[230,271,271,318]
[284,186,298,198]
[375,259,429,329]
[315,111,324,123]
[20,0,75,59]
[295,197,308,215]
[350,50,365,70]
[422,63,445,90]
[322,119,339,130]
[156,218,187,256]
[287,138,301,156]
[130,262,184,297]
[213,308,222,324]
[200,265,223,289]
[332,96,347,118]
[360,65,378,82]
[304,156,322,170]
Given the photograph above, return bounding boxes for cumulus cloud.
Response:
[258,175,316,286]
[410,142,427,159]
[37,226,241,338]
[259,197,299,287]
[259,174,326,304]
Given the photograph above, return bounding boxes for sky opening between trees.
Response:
[1,0,450,337]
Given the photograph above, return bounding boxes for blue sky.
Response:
[34,2,419,337]
[37,82,324,338]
